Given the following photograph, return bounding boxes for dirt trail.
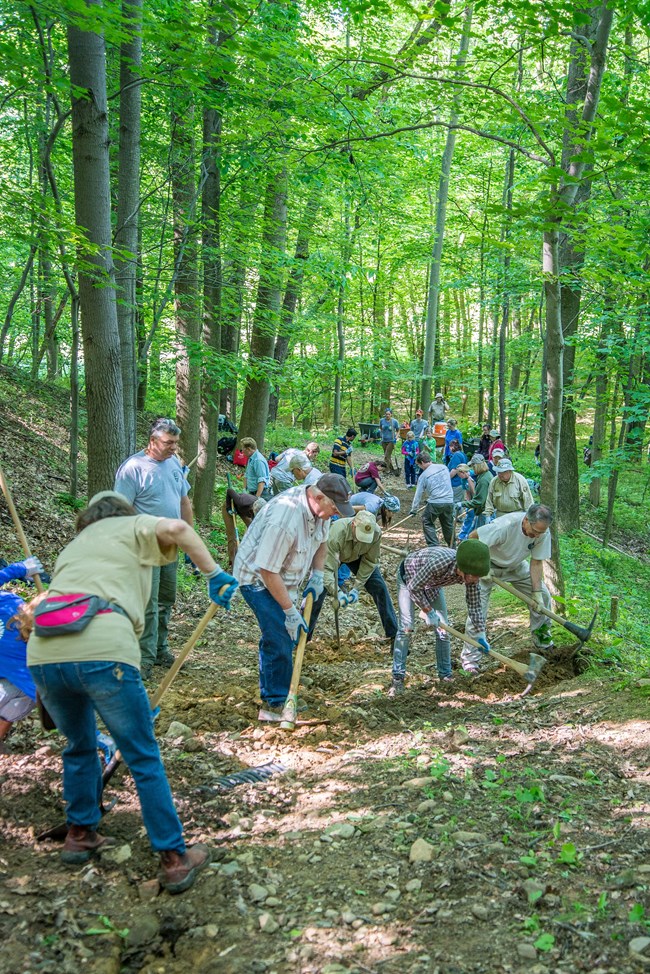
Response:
[1,437,649,973]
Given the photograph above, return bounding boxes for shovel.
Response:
[433,616,546,691]
[37,598,222,841]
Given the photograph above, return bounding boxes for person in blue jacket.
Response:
[0,557,43,750]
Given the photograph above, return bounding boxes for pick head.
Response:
[524,652,547,685]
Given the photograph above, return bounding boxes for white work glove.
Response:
[284,606,308,642]
[22,556,44,578]
[304,570,324,601]
[419,608,441,627]
[337,588,359,608]
[531,591,544,609]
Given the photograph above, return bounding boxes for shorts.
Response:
[0,679,36,722]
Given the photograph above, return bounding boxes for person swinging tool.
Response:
[27,490,237,893]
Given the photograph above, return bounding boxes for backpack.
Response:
[217,436,237,456]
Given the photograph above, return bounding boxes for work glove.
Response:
[181,464,190,479]
[337,588,359,608]
[205,568,239,609]
[284,605,308,642]
[22,556,44,578]
[408,510,418,518]
[476,635,491,655]
[303,570,324,602]
[419,608,441,628]
[96,731,116,766]
[531,591,545,610]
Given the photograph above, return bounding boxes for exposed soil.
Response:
[0,394,649,974]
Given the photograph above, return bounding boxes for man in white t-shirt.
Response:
[463,504,554,668]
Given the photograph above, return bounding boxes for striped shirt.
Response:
[330,435,352,470]
[234,485,329,601]
[402,546,485,632]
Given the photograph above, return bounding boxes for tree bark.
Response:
[420,6,473,411]
[114,0,142,457]
[67,1,125,494]
[237,168,288,448]
[171,89,201,466]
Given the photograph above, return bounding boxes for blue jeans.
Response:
[29,661,185,852]
[307,562,398,640]
[355,477,377,493]
[240,585,295,707]
[392,569,451,679]
[404,459,417,486]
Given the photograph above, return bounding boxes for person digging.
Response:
[391,539,491,694]
[0,557,44,752]
[307,509,398,649]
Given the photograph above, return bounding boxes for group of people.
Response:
[0,412,556,895]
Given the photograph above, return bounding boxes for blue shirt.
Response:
[448,450,468,487]
[444,429,463,458]
[245,450,270,494]
[410,418,427,439]
[115,450,190,519]
[0,564,36,700]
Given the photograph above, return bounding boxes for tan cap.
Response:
[353,509,377,542]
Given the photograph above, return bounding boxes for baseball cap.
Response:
[455,463,471,474]
[88,490,134,509]
[353,510,377,542]
[496,458,514,472]
[469,453,485,466]
[489,429,500,437]
[316,474,355,517]
[491,447,505,458]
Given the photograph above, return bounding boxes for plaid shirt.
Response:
[402,546,485,632]
[234,485,329,601]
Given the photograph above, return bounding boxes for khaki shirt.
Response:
[485,471,533,517]
[323,518,381,595]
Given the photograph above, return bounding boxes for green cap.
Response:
[456,540,491,577]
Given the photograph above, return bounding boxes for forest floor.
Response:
[0,378,649,974]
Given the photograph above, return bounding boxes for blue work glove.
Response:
[419,608,441,628]
[96,731,116,766]
[284,606,308,642]
[304,570,324,601]
[476,635,491,655]
[22,556,44,578]
[337,588,359,608]
[205,568,238,609]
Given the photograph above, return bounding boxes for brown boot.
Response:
[159,844,211,894]
[61,825,116,865]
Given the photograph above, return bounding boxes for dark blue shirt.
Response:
[0,564,36,700]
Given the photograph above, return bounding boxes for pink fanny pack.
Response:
[33,593,129,638]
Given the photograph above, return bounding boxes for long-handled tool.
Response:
[333,602,341,652]
[280,593,313,730]
[434,616,546,692]
[0,463,55,730]
[226,472,240,547]
[383,511,418,535]
[491,578,598,645]
[37,598,222,841]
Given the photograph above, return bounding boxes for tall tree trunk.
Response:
[114,0,142,457]
[498,148,515,437]
[238,168,288,448]
[220,182,256,421]
[67,1,125,495]
[194,29,223,522]
[171,90,201,466]
[589,325,608,507]
[420,6,473,410]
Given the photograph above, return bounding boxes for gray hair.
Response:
[288,451,312,473]
[150,418,181,438]
[526,503,553,526]
[252,497,267,516]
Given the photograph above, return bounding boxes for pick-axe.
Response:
[433,616,546,693]
[491,578,598,645]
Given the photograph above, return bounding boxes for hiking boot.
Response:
[532,623,554,650]
[159,844,211,894]
[140,664,153,682]
[388,677,404,698]
[156,651,175,669]
[61,825,116,865]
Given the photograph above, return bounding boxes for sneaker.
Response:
[258,705,284,722]
[141,665,153,681]
[532,623,554,650]
[439,675,454,683]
